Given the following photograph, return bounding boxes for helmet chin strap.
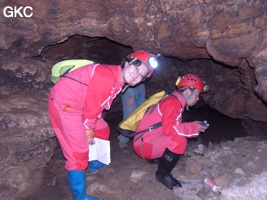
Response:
[181,88,198,110]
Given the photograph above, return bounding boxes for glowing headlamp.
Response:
[128,50,160,79]
[148,57,158,69]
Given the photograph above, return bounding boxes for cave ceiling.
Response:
[1,0,267,122]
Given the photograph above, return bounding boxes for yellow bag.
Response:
[117,91,169,138]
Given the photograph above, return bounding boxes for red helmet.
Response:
[128,50,159,78]
[176,74,208,92]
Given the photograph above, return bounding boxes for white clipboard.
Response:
[89,138,111,165]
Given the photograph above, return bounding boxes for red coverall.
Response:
[48,64,124,171]
[133,91,199,159]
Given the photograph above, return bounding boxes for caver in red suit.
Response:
[133,91,199,158]
[133,74,209,190]
[48,64,124,171]
[48,50,160,200]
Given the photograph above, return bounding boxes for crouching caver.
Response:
[133,74,209,190]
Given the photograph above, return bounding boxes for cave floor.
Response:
[24,107,267,200]
[25,110,179,200]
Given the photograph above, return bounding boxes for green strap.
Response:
[60,65,75,77]
[61,65,88,86]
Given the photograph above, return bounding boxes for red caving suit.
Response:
[133,91,199,159]
[48,64,124,171]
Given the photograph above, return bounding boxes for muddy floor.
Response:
[24,107,267,200]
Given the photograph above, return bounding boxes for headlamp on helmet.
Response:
[128,50,159,78]
[203,84,209,92]
[148,57,158,69]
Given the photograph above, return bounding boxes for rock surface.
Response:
[1,0,266,123]
[0,91,56,199]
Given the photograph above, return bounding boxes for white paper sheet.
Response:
[89,138,111,165]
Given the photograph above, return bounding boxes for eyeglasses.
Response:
[134,65,147,81]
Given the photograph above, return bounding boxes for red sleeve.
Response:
[83,65,116,130]
[160,97,199,138]
[174,121,199,138]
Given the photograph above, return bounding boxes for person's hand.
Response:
[88,138,95,145]
[86,129,95,144]
[196,121,209,133]
[86,129,94,138]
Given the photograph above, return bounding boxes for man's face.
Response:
[186,89,200,106]
[122,63,149,86]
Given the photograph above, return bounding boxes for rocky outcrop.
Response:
[173,136,267,200]
[0,90,56,199]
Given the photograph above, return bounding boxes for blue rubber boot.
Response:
[89,160,106,173]
[67,170,102,200]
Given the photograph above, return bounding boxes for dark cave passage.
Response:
[13,34,252,145]
[0,34,252,146]
[37,35,251,145]
[107,101,249,147]
[182,105,248,145]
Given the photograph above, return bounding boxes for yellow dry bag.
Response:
[117,91,169,138]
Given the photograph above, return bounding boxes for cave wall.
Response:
[1,0,266,119]
[0,0,267,199]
